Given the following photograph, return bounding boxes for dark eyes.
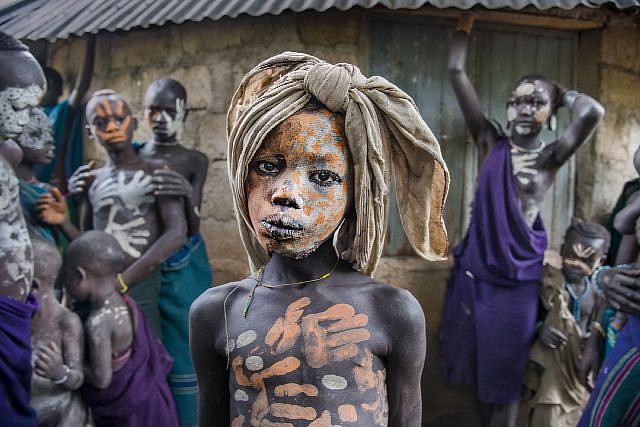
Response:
[309,171,341,186]
[256,161,279,175]
[253,161,342,186]
[94,116,126,126]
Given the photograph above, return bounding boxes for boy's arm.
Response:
[578,296,607,387]
[551,90,604,167]
[613,192,640,235]
[61,313,85,390]
[84,318,113,389]
[190,289,230,427]
[121,195,186,286]
[384,289,426,427]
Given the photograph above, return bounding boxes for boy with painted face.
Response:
[526,221,610,427]
[62,231,178,426]
[16,107,75,248]
[41,90,187,338]
[137,78,212,426]
[440,14,605,427]
[191,52,449,427]
[29,240,86,426]
[0,31,45,426]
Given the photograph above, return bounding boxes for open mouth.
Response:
[261,215,304,240]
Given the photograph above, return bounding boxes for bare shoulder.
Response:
[190,279,253,324]
[59,307,83,334]
[349,274,425,328]
[186,148,208,165]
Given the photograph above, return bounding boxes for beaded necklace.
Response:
[565,276,590,322]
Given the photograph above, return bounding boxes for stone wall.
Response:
[45,8,640,426]
[47,10,367,285]
[575,12,640,223]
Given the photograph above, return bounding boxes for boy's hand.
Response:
[578,339,601,389]
[539,325,567,349]
[36,187,68,225]
[67,161,96,196]
[152,167,193,199]
[600,266,640,314]
[34,341,65,381]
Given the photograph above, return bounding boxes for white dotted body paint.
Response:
[0,158,32,289]
[236,330,257,348]
[245,356,264,371]
[225,338,236,355]
[0,85,44,140]
[322,375,348,390]
[234,389,249,401]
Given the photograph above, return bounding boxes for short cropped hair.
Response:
[565,220,611,253]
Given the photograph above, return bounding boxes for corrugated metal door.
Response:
[368,17,576,254]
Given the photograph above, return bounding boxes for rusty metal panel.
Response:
[369,16,577,255]
[0,0,638,42]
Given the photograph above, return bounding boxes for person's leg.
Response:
[159,235,213,427]
[127,269,163,340]
[490,402,519,427]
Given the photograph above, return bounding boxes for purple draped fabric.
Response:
[440,139,548,404]
[0,294,38,427]
[81,296,178,427]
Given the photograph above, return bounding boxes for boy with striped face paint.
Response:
[526,221,610,427]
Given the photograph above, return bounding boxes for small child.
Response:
[526,221,611,427]
[61,230,178,426]
[29,239,86,426]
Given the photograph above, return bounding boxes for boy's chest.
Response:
[222,290,389,426]
[89,169,155,216]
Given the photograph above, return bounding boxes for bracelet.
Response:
[591,321,606,338]
[116,273,128,294]
[591,265,611,294]
[562,90,581,108]
[52,365,70,385]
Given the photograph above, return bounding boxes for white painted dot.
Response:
[236,330,257,348]
[225,339,236,355]
[245,356,264,371]
[234,389,249,401]
[322,375,347,390]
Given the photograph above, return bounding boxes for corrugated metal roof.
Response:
[1,0,638,42]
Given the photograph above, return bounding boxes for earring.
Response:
[548,115,558,132]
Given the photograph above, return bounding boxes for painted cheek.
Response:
[507,106,517,122]
[533,105,550,123]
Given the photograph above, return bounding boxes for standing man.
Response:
[139,78,213,426]
[0,31,46,426]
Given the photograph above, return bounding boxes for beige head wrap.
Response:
[227,52,449,275]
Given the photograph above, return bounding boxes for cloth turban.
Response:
[227,52,449,276]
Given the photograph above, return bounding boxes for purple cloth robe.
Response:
[81,296,178,427]
[0,294,38,427]
[439,138,548,404]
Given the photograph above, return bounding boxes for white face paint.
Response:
[0,85,44,140]
[515,82,535,97]
[514,124,532,135]
[19,108,53,150]
[166,97,185,139]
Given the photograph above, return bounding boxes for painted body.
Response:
[29,240,86,427]
[191,106,426,427]
[47,91,186,286]
[445,14,604,427]
[140,78,208,236]
[0,34,46,301]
